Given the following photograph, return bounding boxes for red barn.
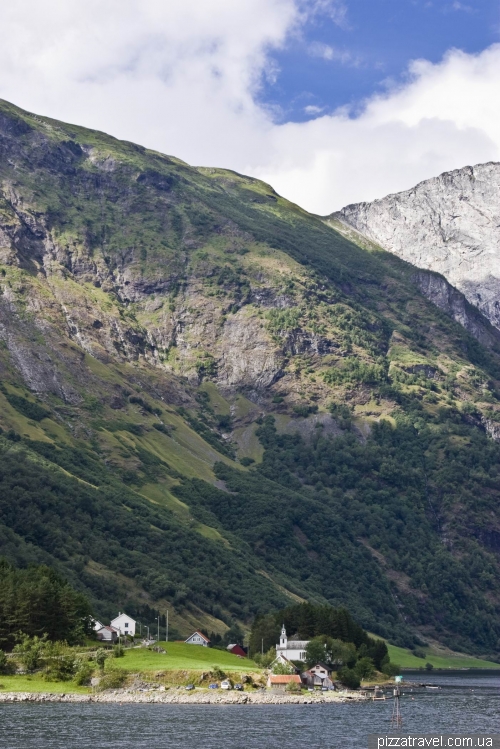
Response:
[227,644,247,658]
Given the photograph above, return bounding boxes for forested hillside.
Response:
[0,99,499,655]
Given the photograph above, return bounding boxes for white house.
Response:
[185,631,210,647]
[276,625,309,662]
[93,620,105,632]
[110,612,136,637]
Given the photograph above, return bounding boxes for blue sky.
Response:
[0,0,499,211]
[263,0,500,122]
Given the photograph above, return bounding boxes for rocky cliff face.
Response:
[333,162,500,331]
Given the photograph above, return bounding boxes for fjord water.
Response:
[0,673,498,749]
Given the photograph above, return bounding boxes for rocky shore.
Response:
[0,688,368,705]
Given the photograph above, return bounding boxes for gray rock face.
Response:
[411,270,500,348]
[333,162,500,331]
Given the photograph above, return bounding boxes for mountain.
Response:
[331,162,500,332]
[1,99,500,655]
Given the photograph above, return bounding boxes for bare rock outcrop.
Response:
[333,162,500,331]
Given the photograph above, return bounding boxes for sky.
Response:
[0,0,499,212]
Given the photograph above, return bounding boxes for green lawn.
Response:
[0,644,260,693]
[0,675,90,693]
[387,644,500,670]
[111,642,261,672]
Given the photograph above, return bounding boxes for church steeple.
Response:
[279,624,287,648]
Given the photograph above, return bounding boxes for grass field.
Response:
[0,675,90,693]
[111,642,261,672]
[387,644,500,670]
[0,643,261,694]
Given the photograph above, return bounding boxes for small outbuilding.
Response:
[96,625,118,643]
[185,631,210,647]
[227,644,247,657]
[267,674,302,692]
[301,662,335,689]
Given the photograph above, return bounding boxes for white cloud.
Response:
[304,104,324,115]
[451,2,474,12]
[260,44,500,211]
[308,41,358,65]
[0,2,499,214]
[304,0,349,28]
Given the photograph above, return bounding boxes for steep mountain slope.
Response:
[1,99,500,654]
[331,162,500,332]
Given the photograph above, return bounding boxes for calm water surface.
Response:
[0,673,498,749]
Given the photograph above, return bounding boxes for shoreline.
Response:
[0,689,368,705]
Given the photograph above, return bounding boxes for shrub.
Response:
[95,648,109,671]
[425,662,434,671]
[252,647,276,669]
[42,641,77,682]
[324,358,387,386]
[240,457,255,466]
[98,669,127,691]
[43,654,76,682]
[153,423,170,435]
[112,644,125,658]
[0,650,15,675]
[382,660,402,677]
[337,668,361,690]
[412,647,426,659]
[272,661,294,675]
[74,659,94,686]
[3,392,50,421]
[293,404,318,418]
[285,680,302,693]
[216,414,232,430]
[13,634,48,673]
[354,656,375,680]
[210,666,226,680]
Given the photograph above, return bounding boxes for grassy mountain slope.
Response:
[0,99,500,654]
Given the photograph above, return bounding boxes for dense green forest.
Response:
[173,410,500,652]
[0,440,287,625]
[0,560,93,649]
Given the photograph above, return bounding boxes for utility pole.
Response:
[166,610,169,642]
[261,638,264,655]
[156,616,160,643]
[391,677,403,729]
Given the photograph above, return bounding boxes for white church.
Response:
[275,625,309,662]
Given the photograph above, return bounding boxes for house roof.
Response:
[97,625,118,633]
[269,675,301,684]
[185,630,210,643]
[310,662,332,671]
[227,644,247,657]
[273,655,300,673]
[110,612,135,624]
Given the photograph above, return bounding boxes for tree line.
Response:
[0,560,93,650]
